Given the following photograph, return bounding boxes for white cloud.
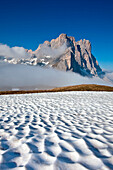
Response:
[34,43,67,58]
[104,70,113,83]
[0,62,112,91]
[0,44,31,59]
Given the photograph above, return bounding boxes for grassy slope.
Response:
[0,84,113,95]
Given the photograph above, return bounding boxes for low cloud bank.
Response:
[103,70,113,83]
[0,44,31,59]
[0,62,112,91]
[0,42,68,60]
[34,43,67,58]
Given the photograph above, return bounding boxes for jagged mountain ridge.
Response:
[29,33,103,77]
[0,34,104,77]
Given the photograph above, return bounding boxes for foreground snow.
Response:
[0,92,113,170]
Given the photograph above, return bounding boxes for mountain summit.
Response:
[0,33,104,77]
[28,33,103,77]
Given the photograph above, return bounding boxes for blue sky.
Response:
[0,0,113,69]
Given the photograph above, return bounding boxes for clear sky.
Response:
[0,0,113,69]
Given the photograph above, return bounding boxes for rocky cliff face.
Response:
[0,33,104,77]
[30,33,103,77]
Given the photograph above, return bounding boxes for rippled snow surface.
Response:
[0,92,113,170]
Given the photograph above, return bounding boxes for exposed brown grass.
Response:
[0,84,113,95]
[51,84,113,92]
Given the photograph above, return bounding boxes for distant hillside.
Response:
[0,84,113,95]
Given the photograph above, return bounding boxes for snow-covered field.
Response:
[0,92,113,170]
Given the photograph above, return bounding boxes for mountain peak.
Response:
[32,34,103,77]
[1,34,104,77]
[59,33,67,39]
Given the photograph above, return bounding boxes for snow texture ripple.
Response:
[0,92,113,170]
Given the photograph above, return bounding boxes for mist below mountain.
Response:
[0,62,112,91]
